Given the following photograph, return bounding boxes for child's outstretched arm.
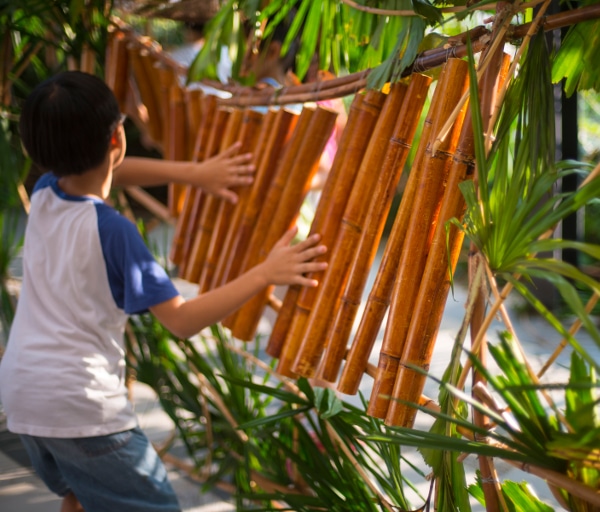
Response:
[112,142,255,203]
[149,228,327,339]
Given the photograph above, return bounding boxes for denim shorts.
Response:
[19,427,181,512]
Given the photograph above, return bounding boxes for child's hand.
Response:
[259,227,328,287]
[194,142,255,203]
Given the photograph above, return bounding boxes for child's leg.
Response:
[61,491,85,512]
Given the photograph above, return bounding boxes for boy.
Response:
[0,71,327,512]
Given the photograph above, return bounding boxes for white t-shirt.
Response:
[0,173,179,438]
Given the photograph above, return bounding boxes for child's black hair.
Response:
[19,71,121,177]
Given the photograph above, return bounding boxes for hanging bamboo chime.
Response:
[384,51,512,428]
[317,72,432,384]
[213,108,299,290]
[366,58,470,419]
[289,82,412,379]
[197,109,265,294]
[267,91,387,374]
[184,108,243,284]
[170,93,216,269]
[228,106,338,340]
[107,25,520,424]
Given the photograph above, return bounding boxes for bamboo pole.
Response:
[290,85,408,378]
[273,91,387,376]
[185,88,204,160]
[215,109,299,292]
[127,44,163,147]
[383,52,507,428]
[177,94,219,274]
[336,63,455,394]
[223,107,316,330]
[230,106,338,341]
[167,88,204,265]
[211,109,278,289]
[365,58,470,418]
[267,93,375,362]
[166,80,188,217]
[170,93,215,268]
[105,29,130,111]
[198,109,265,294]
[183,107,238,283]
[317,74,432,384]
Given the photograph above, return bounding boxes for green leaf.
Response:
[314,387,344,418]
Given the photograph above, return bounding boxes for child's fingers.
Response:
[296,244,327,262]
[275,227,299,248]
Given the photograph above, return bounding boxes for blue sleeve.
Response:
[96,205,179,314]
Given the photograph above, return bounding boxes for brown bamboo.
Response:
[273,91,387,376]
[183,108,239,283]
[290,85,408,378]
[211,109,279,289]
[197,109,265,294]
[337,65,450,394]
[317,74,432,384]
[222,107,315,329]
[166,81,188,217]
[268,93,373,361]
[383,51,507,428]
[216,108,299,302]
[337,69,462,395]
[185,88,204,160]
[105,30,130,110]
[177,94,219,273]
[170,93,214,268]
[364,59,469,419]
[127,44,163,146]
[167,88,204,266]
[230,106,338,341]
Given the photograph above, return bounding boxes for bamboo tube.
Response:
[273,91,386,376]
[230,106,338,341]
[338,113,435,393]
[211,109,278,289]
[177,95,221,275]
[198,109,265,293]
[127,45,163,146]
[167,81,188,217]
[364,59,469,418]
[216,108,299,295]
[183,108,240,283]
[290,85,408,378]
[185,88,204,160]
[338,60,462,395]
[167,88,204,265]
[105,30,129,110]
[317,74,432,384]
[268,93,375,362]
[383,52,507,428]
[169,93,213,268]
[222,107,315,329]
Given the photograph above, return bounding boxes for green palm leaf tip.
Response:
[469,477,555,511]
[552,17,600,97]
[459,29,557,272]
